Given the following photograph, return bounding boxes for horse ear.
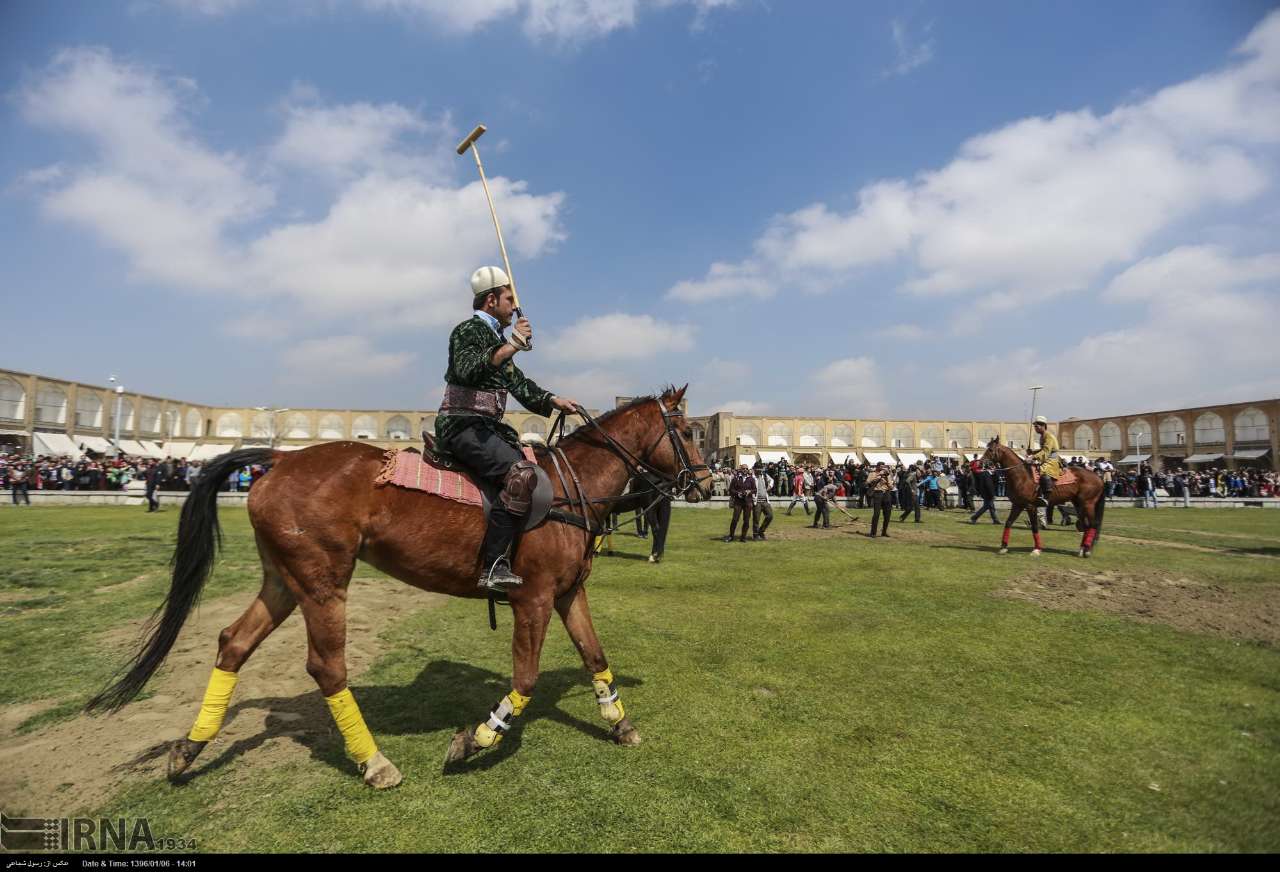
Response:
[664,384,688,410]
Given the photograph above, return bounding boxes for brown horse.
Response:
[981,437,1105,558]
[87,386,708,788]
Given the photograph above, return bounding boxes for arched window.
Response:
[919,426,942,449]
[1127,419,1152,449]
[891,425,914,448]
[386,415,412,440]
[352,415,378,439]
[767,423,793,446]
[978,425,1000,446]
[1099,422,1122,451]
[139,401,162,434]
[860,424,885,447]
[799,423,824,447]
[185,409,203,438]
[949,426,972,449]
[283,413,312,439]
[831,424,854,447]
[1073,424,1095,451]
[250,412,273,438]
[1194,413,1225,444]
[736,422,761,447]
[318,414,345,439]
[216,413,244,437]
[1007,426,1029,450]
[691,424,706,445]
[1158,416,1185,447]
[164,409,181,437]
[521,418,547,443]
[115,398,135,433]
[1234,408,1269,442]
[35,385,67,425]
[75,392,103,429]
[0,377,26,421]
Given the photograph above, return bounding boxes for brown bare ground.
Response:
[0,576,445,816]
[994,568,1280,646]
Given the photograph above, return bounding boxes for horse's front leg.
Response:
[554,583,640,746]
[445,588,554,764]
[999,504,1023,554]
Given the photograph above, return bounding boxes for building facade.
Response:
[1061,399,1278,471]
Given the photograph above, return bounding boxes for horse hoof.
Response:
[1078,549,1085,558]
[610,718,642,747]
[998,547,1008,555]
[1031,549,1042,556]
[166,738,206,781]
[360,751,402,789]
[1082,550,1091,559]
[444,729,483,764]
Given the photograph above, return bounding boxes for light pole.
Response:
[109,376,124,457]
[253,406,290,448]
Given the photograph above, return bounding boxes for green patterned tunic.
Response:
[434,315,555,452]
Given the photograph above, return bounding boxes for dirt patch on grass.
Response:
[1104,534,1280,560]
[995,568,1280,646]
[0,576,445,816]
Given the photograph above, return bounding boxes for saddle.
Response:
[372,432,553,532]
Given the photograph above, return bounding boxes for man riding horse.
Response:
[435,266,580,592]
[1031,415,1061,508]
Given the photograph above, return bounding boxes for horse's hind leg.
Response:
[168,553,297,780]
[446,587,555,764]
[557,584,640,745]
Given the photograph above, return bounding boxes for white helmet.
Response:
[1034,415,1048,425]
[470,266,510,297]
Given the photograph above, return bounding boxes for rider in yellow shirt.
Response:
[1031,415,1061,508]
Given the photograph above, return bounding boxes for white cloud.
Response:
[706,399,770,416]
[946,246,1280,417]
[876,323,925,340]
[158,0,738,43]
[280,335,416,379]
[270,96,453,181]
[545,313,696,362]
[19,48,566,327]
[885,18,935,78]
[812,356,887,417]
[668,11,1280,309]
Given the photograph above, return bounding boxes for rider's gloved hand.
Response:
[508,318,533,352]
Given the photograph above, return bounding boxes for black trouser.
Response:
[898,489,920,522]
[752,499,773,535]
[646,497,671,556]
[729,500,751,539]
[870,492,892,535]
[145,487,159,511]
[635,509,648,536]
[443,423,525,566]
[811,496,831,528]
[11,483,30,505]
[971,493,999,523]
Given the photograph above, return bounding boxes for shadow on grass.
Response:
[926,543,1083,557]
[169,661,642,783]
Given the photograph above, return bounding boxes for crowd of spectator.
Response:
[2,449,271,505]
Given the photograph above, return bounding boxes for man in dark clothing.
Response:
[811,481,836,529]
[434,266,580,591]
[898,466,921,523]
[144,462,161,512]
[9,465,31,505]
[725,464,755,542]
[969,461,1000,524]
[867,462,894,537]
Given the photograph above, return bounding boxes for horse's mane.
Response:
[558,387,678,443]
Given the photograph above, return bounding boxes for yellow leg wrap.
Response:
[188,667,239,742]
[475,690,532,749]
[592,668,625,725]
[324,688,378,765]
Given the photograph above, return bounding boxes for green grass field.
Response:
[2,504,1278,852]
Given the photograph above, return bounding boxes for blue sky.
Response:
[2,0,1278,422]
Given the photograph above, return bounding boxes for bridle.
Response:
[544,400,711,533]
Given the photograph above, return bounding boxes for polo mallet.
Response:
[456,123,530,349]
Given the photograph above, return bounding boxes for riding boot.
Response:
[479,506,523,591]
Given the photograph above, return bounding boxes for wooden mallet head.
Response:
[456,124,487,155]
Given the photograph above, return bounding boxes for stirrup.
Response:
[478,556,523,592]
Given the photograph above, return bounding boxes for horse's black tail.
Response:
[86,448,277,713]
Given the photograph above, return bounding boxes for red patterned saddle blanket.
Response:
[373,446,536,506]
[1037,467,1077,488]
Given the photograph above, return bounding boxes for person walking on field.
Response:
[969,459,1000,524]
[867,462,895,538]
[898,465,921,523]
[786,465,811,516]
[724,463,755,543]
[750,463,774,540]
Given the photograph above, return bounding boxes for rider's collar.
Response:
[474,310,502,337]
